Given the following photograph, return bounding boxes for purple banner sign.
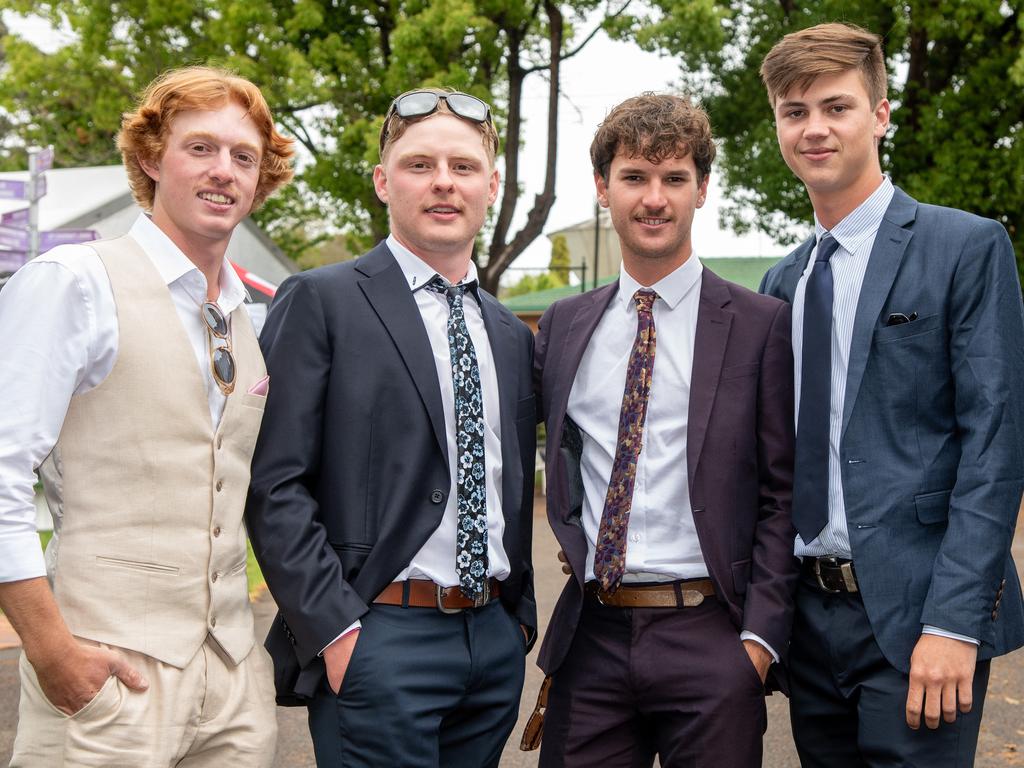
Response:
[35,147,54,172]
[0,208,29,227]
[0,180,28,201]
[0,226,29,250]
[0,250,28,273]
[40,229,99,251]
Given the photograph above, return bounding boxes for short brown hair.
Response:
[379,87,500,166]
[590,93,716,183]
[760,23,887,108]
[117,66,294,211]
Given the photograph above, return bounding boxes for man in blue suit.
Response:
[759,22,1024,767]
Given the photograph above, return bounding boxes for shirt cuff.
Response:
[739,630,779,663]
[0,531,47,583]
[318,620,362,657]
[922,625,980,646]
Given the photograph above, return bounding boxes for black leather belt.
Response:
[803,556,859,593]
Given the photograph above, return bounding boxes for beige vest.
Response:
[41,234,267,668]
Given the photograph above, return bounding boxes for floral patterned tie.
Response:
[427,276,488,599]
[593,289,658,593]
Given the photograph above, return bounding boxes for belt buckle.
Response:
[813,557,843,594]
[435,584,463,615]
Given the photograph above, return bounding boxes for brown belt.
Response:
[374,578,501,613]
[585,579,716,608]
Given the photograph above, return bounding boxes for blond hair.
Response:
[379,88,499,166]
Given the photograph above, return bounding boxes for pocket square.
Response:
[247,375,270,396]
[885,311,918,326]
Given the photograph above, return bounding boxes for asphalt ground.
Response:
[2,499,1023,767]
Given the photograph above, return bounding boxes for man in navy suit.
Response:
[759,22,1024,767]
[529,93,799,768]
[245,88,536,767]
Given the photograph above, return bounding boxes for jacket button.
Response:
[216,480,224,492]
[430,490,444,504]
[211,572,219,583]
[213,526,221,537]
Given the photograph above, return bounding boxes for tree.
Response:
[0,0,633,290]
[614,0,1024,283]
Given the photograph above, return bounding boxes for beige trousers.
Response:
[11,638,277,767]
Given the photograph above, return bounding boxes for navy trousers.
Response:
[789,577,990,768]
[539,595,767,768]
[307,599,526,768]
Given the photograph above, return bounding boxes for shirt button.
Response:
[631,533,641,543]
[216,480,224,492]
[430,490,445,504]
[213,526,221,537]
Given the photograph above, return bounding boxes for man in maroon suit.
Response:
[529,93,799,767]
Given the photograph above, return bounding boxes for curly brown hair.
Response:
[760,23,887,108]
[590,93,716,183]
[117,66,295,212]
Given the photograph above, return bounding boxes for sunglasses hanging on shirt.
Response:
[201,301,236,395]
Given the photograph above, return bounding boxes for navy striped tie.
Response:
[793,234,840,543]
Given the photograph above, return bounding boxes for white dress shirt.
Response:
[0,214,249,583]
[324,236,511,649]
[386,235,510,586]
[568,256,775,658]
[791,177,976,645]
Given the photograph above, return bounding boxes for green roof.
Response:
[501,257,783,313]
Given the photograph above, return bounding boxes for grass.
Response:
[31,532,267,600]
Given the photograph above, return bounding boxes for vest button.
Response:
[216,480,224,492]
[210,616,217,628]
[217,436,223,450]
[213,526,221,537]
[430,490,444,504]
[211,572,219,582]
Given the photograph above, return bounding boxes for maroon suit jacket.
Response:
[534,267,799,690]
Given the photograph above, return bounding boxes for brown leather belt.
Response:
[803,556,859,593]
[585,579,716,608]
[374,578,501,613]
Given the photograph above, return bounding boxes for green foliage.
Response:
[0,0,617,279]
[504,232,572,296]
[619,0,1024,281]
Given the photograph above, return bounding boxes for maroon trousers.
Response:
[539,594,767,768]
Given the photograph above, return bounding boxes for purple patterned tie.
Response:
[593,289,658,593]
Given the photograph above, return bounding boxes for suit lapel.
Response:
[687,268,732,494]
[840,189,916,437]
[356,243,449,461]
[550,283,619,438]
[778,237,815,301]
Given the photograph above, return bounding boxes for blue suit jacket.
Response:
[760,187,1024,672]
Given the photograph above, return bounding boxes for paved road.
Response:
[3,500,1023,766]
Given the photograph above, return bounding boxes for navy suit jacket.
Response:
[245,242,537,703]
[760,187,1024,672]
[534,267,800,690]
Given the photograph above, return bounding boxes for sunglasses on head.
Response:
[379,90,494,155]
[201,301,236,396]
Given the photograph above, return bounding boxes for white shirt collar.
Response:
[128,214,248,313]
[386,233,479,294]
[618,252,702,312]
[814,176,895,254]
